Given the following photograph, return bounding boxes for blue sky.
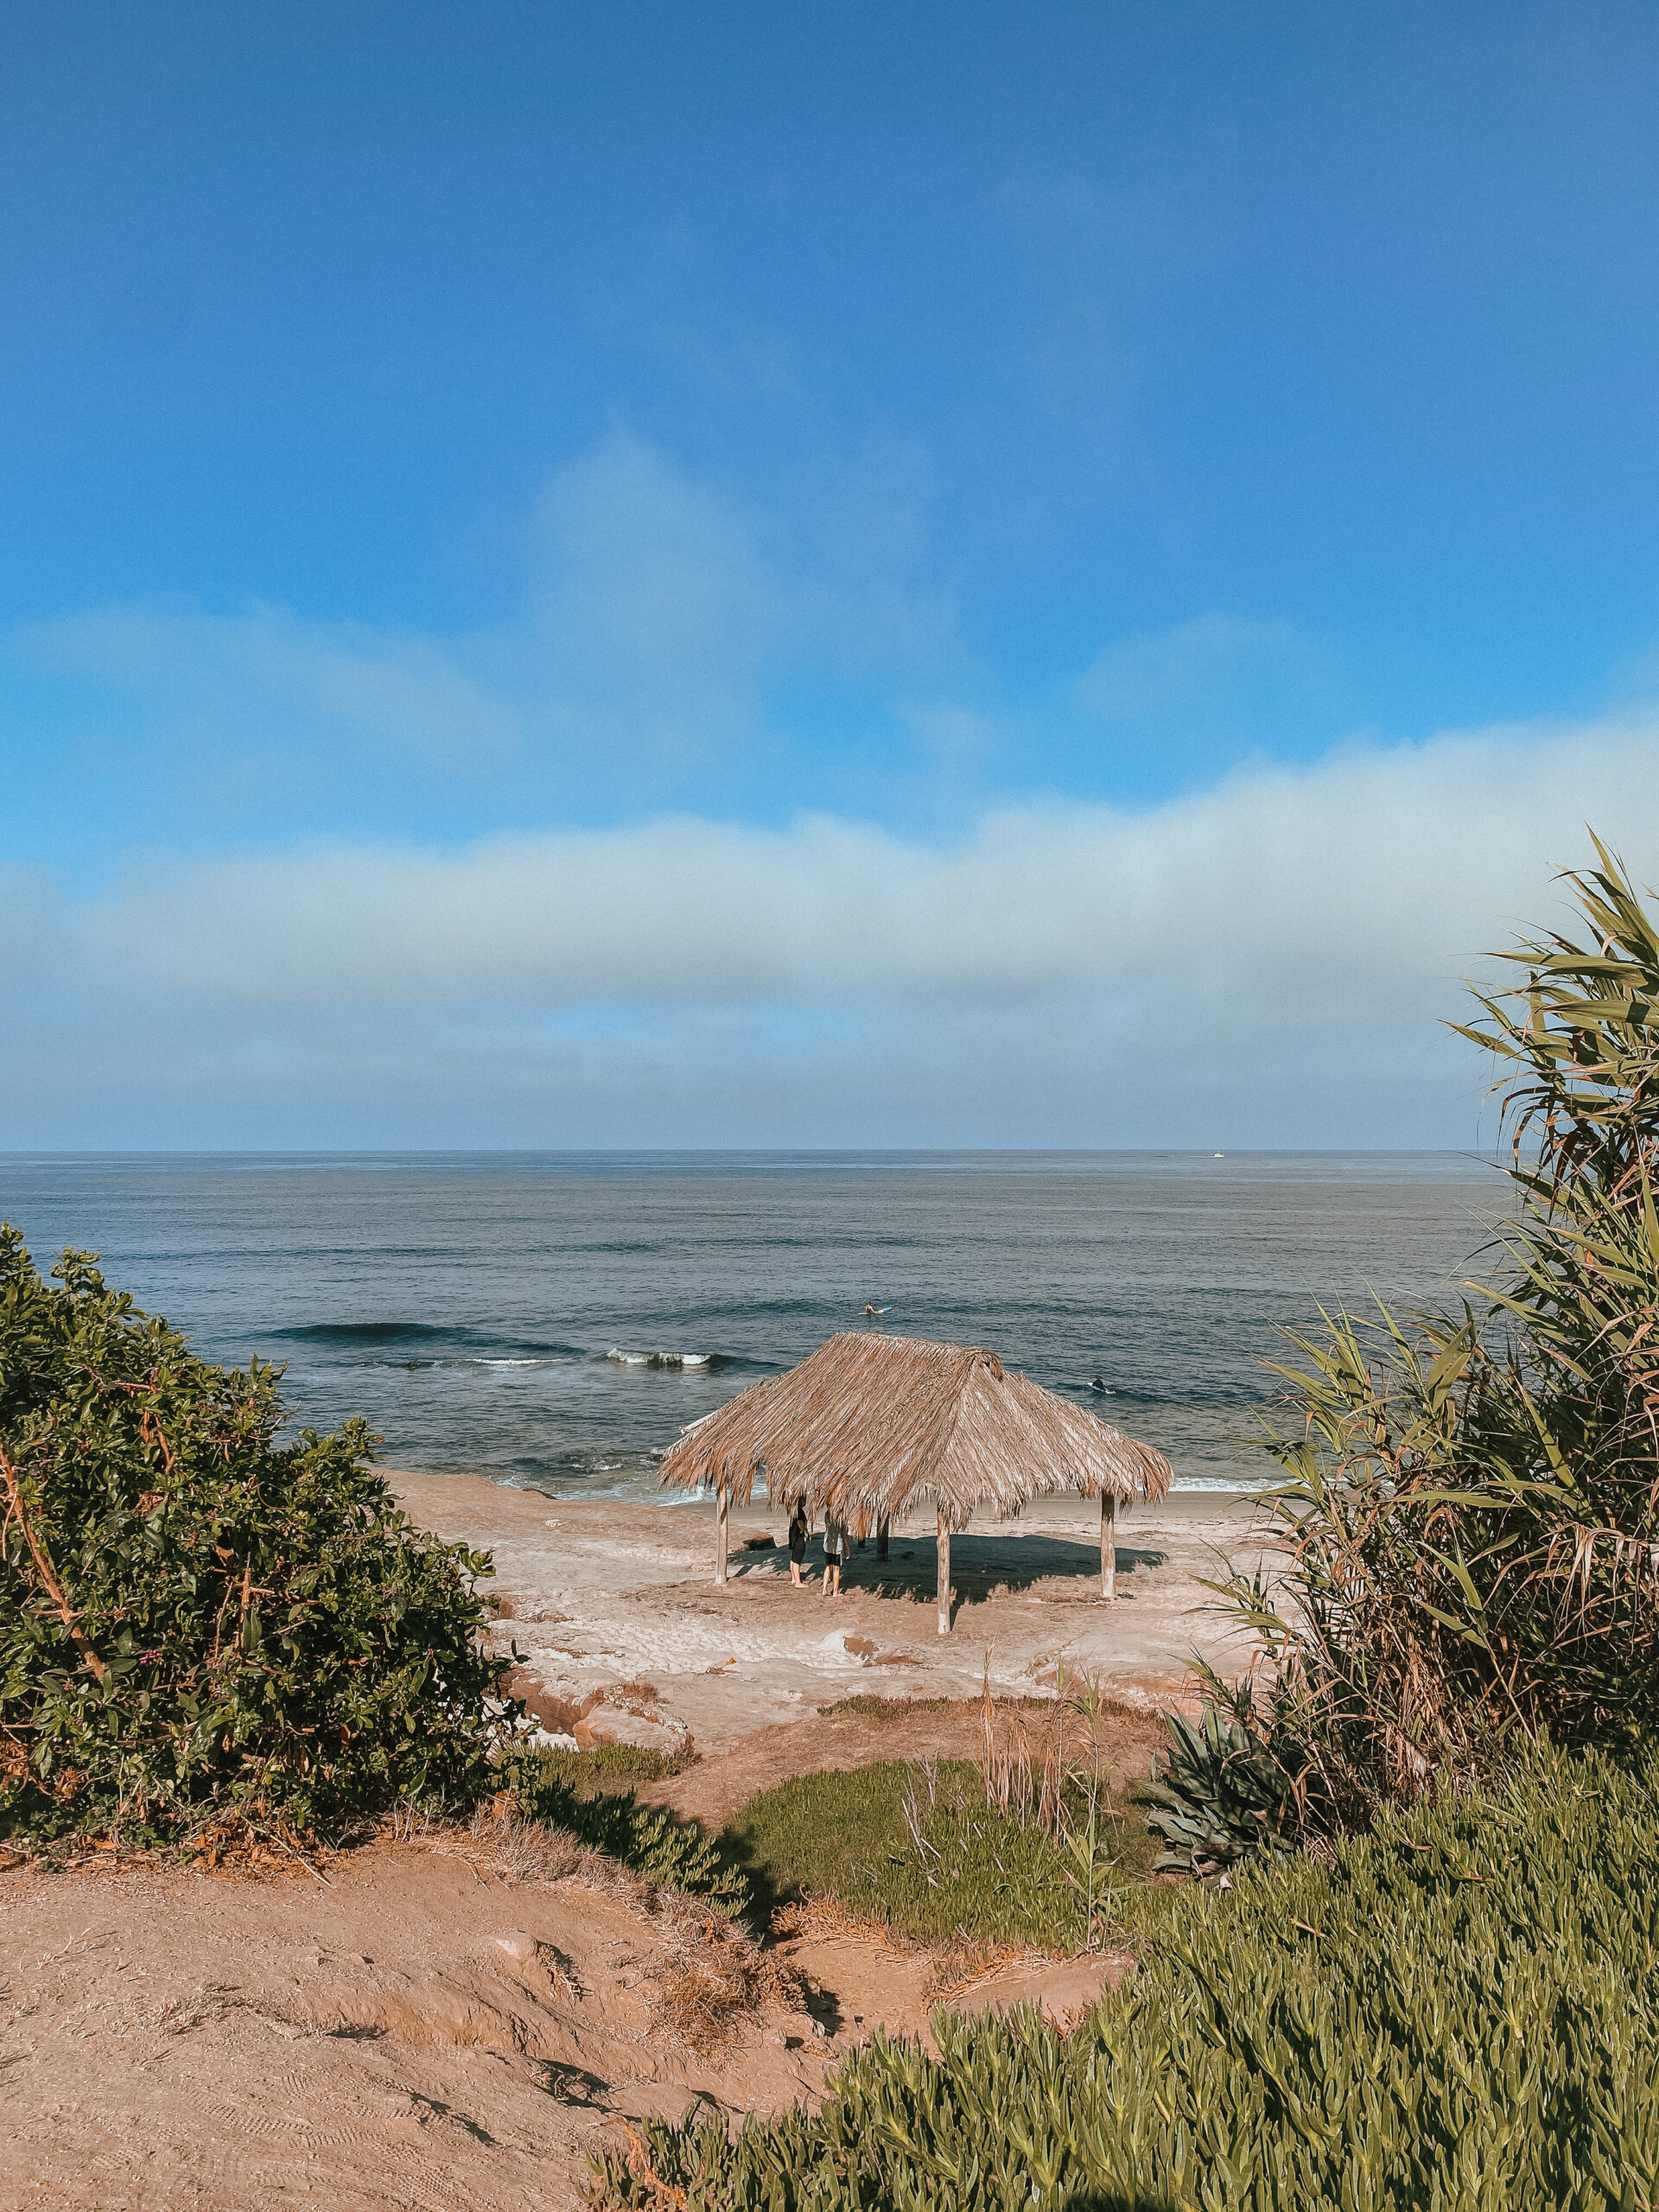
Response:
[4,2,1659,1145]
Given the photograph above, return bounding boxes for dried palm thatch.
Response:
[659,1333,1171,1625]
[661,1332,1170,1525]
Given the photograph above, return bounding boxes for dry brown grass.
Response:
[657,1916,793,2056]
[977,1660,1135,1840]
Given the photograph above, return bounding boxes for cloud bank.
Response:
[5,709,1657,1149]
[77,713,1656,1012]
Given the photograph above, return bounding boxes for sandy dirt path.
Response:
[0,1829,842,2212]
[0,1477,1276,2211]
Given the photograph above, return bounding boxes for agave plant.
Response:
[1142,1681,1306,1877]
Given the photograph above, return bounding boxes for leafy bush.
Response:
[1200,843,1659,1841]
[508,1745,749,1913]
[0,1232,512,1842]
[591,1746,1659,2210]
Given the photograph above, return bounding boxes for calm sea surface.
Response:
[0,1153,1510,1498]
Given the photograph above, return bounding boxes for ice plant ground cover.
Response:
[591,1745,1659,2212]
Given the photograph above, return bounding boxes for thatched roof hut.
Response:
[658,1332,1173,1631]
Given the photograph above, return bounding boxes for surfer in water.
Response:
[862,1302,888,1318]
[1090,1374,1109,1394]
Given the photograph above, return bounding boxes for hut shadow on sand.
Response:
[658,1332,1173,1634]
[727,1530,1171,1611]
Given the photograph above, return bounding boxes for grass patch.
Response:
[815,1694,962,1721]
[505,1746,748,1914]
[600,1746,1659,2211]
[523,1741,692,1792]
[721,1758,1162,1951]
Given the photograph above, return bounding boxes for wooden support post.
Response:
[937,1509,951,1636]
[1100,1488,1116,1602]
[715,1486,729,1586]
[876,1516,889,1560]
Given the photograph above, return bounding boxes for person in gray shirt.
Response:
[820,1510,846,1598]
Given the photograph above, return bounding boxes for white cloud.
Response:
[0,709,1630,1145]
[8,444,1659,1150]
[12,431,961,813]
[22,603,524,774]
[73,713,1659,1027]
[523,431,785,765]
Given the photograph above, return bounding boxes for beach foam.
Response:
[607,1347,716,1370]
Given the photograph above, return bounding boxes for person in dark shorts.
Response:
[788,1503,809,1586]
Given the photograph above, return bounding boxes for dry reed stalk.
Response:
[976,1665,1127,1852]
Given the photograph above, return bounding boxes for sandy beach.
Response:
[391,1472,1274,1761]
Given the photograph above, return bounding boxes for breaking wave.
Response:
[606,1347,730,1371]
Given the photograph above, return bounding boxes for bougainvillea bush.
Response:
[0,1230,513,1843]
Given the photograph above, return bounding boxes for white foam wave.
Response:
[607,1346,711,1369]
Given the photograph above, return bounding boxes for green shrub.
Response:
[591,1746,1659,2211]
[508,1745,749,1913]
[721,1758,1161,1948]
[0,1232,512,1842]
[1205,845,1659,1839]
[525,1739,691,1791]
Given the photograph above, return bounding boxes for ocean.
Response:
[0,1152,1510,1498]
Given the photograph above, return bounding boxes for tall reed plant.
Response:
[1192,839,1659,1852]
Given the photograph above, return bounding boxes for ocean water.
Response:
[0,1152,1510,1499]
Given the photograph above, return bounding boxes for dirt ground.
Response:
[0,1478,1269,2211]
[0,1824,835,2212]
[0,1785,1141,2212]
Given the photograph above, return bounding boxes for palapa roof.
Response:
[657,1331,1173,1531]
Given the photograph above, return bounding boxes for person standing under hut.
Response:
[820,1508,847,1598]
[788,1502,809,1587]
